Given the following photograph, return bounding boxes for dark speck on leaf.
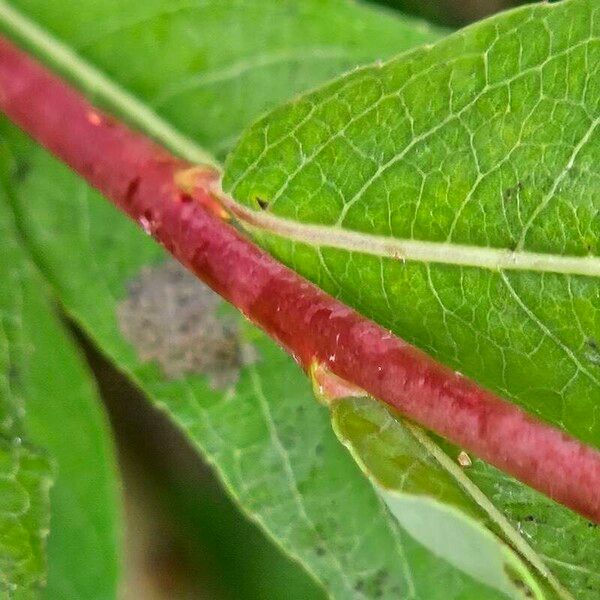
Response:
[503,180,524,202]
[7,365,20,386]
[12,159,30,182]
[256,197,269,210]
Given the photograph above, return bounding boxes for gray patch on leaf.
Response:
[118,259,253,388]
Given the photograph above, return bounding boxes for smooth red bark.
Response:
[1,36,599,523]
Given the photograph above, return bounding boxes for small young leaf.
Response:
[332,397,600,599]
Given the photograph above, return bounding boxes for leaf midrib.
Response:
[213,190,600,278]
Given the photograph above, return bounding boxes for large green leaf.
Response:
[0,146,121,598]
[224,0,600,451]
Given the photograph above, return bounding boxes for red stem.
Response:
[1,36,599,523]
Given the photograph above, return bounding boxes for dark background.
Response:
[372,0,529,27]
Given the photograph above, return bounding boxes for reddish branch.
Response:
[1,35,599,523]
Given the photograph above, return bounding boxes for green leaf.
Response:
[0,439,52,596]
[0,148,121,598]
[224,0,600,452]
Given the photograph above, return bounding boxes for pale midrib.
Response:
[215,189,600,278]
[0,0,218,168]
[402,422,574,600]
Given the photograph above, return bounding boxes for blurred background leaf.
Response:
[1,0,442,159]
[0,150,121,599]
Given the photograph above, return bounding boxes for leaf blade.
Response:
[224,0,600,452]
